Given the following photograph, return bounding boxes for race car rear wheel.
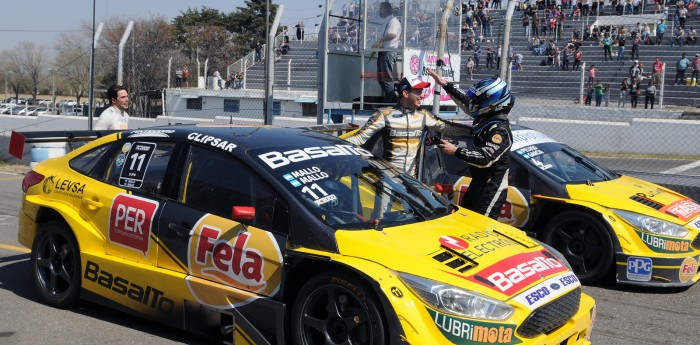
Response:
[31,221,81,308]
[543,211,613,284]
[291,272,386,345]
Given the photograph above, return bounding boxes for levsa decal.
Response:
[108,193,159,258]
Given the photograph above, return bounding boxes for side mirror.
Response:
[434,183,454,194]
[232,206,255,220]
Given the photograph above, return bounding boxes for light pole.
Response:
[48,68,56,113]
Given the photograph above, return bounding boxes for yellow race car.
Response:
[418,125,700,287]
[13,125,595,344]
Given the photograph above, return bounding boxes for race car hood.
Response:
[334,210,572,299]
[565,175,700,225]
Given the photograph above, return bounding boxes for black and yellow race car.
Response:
[412,125,700,287]
[12,125,595,344]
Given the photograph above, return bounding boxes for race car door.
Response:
[156,144,287,306]
[79,139,177,265]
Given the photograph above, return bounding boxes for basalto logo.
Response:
[467,250,567,296]
[187,214,283,307]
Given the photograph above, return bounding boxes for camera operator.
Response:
[427,68,514,219]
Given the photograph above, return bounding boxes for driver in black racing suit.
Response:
[427,68,514,220]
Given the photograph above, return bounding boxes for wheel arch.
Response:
[283,253,406,345]
[532,198,622,252]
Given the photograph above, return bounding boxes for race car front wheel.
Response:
[31,221,81,308]
[291,272,386,345]
[544,211,614,284]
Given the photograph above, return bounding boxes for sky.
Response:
[0,0,325,53]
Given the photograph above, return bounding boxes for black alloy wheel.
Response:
[291,272,386,345]
[544,211,614,284]
[31,221,81,308]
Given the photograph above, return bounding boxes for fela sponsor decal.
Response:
[627,257,652,281]
[187,132,236,152]
[84,260,173,314]
[660,199,700,222]
[42,175,86,196]
[635,230,692,253]
[679,257,698,283]
[187,214,283,307]
[513,273,580,310]
[428,308,521,344]
[108,193,159,258]
[467,251,567,296]
[258,145,372,169]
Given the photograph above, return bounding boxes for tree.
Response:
[55,29,91,104]
[17,42,50,102]
[0,49,26,101]
[172,2,278,72]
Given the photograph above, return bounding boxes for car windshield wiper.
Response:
[353,172,428,221]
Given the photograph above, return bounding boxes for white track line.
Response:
[661,160,700,174]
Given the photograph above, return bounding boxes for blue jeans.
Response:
[377,52,397,103]
[617,46,625,61]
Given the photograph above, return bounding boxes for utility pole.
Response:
[432,0,454,115]
[48,68,56,113]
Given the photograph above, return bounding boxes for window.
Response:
[272,101,281,115]
[70,144,112,176]
[103,141,178,196]
[182,146,288,234]
[186,98,202,110]
[224,99,240,113]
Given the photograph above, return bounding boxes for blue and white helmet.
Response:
[465,77,513,118]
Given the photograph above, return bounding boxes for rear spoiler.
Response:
[298,123,359,133]
[9,130,120,159]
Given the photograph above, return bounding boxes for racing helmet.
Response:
[465,77,513,118]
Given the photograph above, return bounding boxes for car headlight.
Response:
[614,210,689,238]
[398,272,513,320]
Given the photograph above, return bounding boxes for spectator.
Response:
[255,42,262,62]
[523,13,531,38]
[618,78,629,107]
[629,60,642,79]
[182,65,190,87]
[585,82,594,105]
[689,27,697,45]
[486,45,495,69]
[465,56,475,80]
[679,5,688,28]
[644,80,657,109]
[603,83,611,106]
[374,1,401,104]
[674,53,691,85]
[175,66,183,88]
[595,81,604,106]
[95,85,129,130]
[652,57,664,83]
[629,78,640,108]
[602,33,613,61]
[656,19,667,45]
[295,21,305,41]
[588,64,597,84]
[674,26,686,47]
[691,54,700,86]
[473,44,482,68]
[573,47,583,70]
[562,44,571,70]
[617,34,626,61]
[630,34,641,60]
[514,52,524,70]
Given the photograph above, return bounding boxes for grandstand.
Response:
[464,1,700,107]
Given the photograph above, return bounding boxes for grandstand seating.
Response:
[463,2,700,107]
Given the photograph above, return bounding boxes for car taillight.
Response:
[22,171,45,193]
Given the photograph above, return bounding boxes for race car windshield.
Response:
[515,142,617,184]
[253,147,452,229]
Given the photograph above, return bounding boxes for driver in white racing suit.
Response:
[344,76,471,178]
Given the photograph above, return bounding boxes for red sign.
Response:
[467,251,568,296]
[108,193,159,257]
[660,199,700,222]
[439,235,470,251]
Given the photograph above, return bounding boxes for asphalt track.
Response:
[0,171,698,344]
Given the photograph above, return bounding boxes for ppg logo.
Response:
[627,257,652,281]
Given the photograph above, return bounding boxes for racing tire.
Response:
[31,221,81,308]
[543,211,614,284]
[291,272,386,345]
